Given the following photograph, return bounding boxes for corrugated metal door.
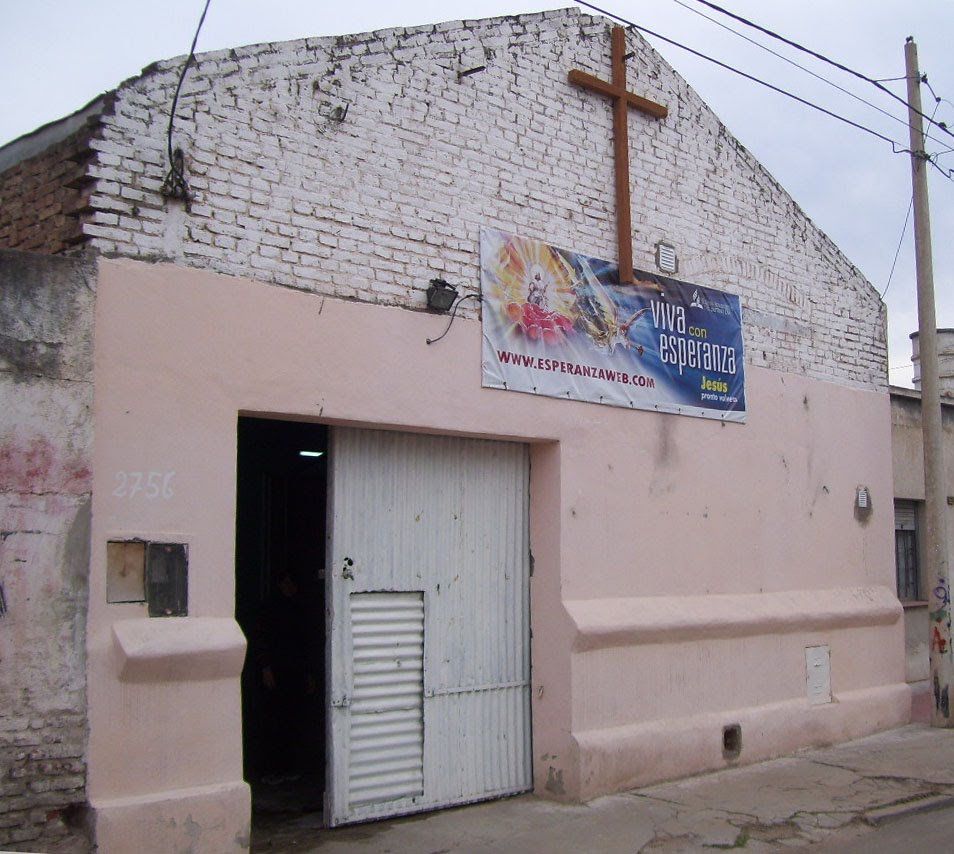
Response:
[327,428,531,826]
[895,500,917,531]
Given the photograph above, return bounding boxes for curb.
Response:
[864,794,954,826]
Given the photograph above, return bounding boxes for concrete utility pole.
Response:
[905,37,954,726]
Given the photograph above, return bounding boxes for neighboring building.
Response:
[890,330,954,722]
[0,8,906,852]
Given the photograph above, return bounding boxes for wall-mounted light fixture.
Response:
[425,278,482,345]
[426,278,459,312]
[855,486,873,522]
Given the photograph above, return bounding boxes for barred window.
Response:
[894,499,920,601]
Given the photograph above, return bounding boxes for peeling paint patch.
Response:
[0,252,93,851]
[0,433,91,494]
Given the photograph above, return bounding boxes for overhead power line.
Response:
[671,0,950,151]
[930,158,954,184]
[686,0,954,142]
[672,1,895,125]
[161,0,212,203]
[881,195,913,299]
[575,0,912,154]
[884,100,945,298]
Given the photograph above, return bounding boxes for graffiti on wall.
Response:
[931,578,952,718]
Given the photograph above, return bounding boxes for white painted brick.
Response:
[81,7,885,389]
[83,223,128,241]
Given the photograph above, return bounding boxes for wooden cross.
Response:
[569,26,667,285]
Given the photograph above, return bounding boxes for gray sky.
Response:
[3,1,951,386]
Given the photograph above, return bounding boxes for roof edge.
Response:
[0,93,112,173]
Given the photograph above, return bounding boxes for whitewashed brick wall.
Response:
[83,7,886,389]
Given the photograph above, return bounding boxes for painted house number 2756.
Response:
[112,471,176,500]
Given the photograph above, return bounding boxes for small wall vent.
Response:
[722,723,742,759]
[656,242,677,274]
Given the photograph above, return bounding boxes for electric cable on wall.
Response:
[161,0,212,204]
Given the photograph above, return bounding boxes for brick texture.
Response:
[0,119,102,254]
[63,9,885,390]
[0,252,94,852]
[2,10,887,390]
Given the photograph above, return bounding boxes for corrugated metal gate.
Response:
[327,428,532,826]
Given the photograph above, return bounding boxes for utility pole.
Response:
[905,37,953,726]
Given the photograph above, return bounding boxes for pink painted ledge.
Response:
[566,586,902,652]
[112,617,247,682]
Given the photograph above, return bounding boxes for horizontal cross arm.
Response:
[568,69,668,120]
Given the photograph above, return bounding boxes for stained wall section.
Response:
[0,251,94,851]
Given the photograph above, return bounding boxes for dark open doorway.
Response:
[235,416,328,828]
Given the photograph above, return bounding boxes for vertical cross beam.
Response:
[569,27,667,285]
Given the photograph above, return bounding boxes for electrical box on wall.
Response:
[106,540,188,616]
[145,543,188,616]
[805,645,832,705]
[106,541,147,603]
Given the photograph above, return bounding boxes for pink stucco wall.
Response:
[87,258,905,847]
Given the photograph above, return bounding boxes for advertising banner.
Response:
[480,228,746,422]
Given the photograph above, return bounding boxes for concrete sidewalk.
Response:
[253,724,954,852]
